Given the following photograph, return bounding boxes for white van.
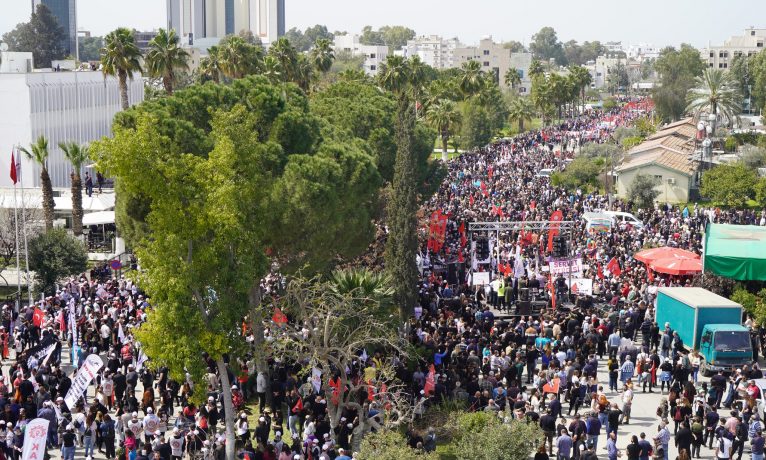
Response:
[604,211,644,229]
[536,168,555,178]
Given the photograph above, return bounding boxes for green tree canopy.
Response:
[530,26,566,66]
[283,24,334,52]
[628,173,661,210]
[28,229,87,296]
[360,25,416,52]
[700,163,757,207]
[78,36,103,62]
[652,44,705,121]
[2,4,66,68]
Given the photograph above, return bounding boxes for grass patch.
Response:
[499,118,544,137]
[431,152,462,161]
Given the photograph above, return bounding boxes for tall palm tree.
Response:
[508,96,535,132]
[58,142,89,237]
[330,268,395,319]
[19,137,55,231]
[529,58,544,78]
[261,55,282,84]
[568,66,593,112]
[100,28,143,110]
[219,36,260,80]
[200,46,223,83]
[459,60,484,99]
[310,38,334,73]
[504,68,522,91]
[145,28,190,95]
[294,54,315,92]
[377,55,411,96]
[686,68,743,126]
[269,38,298,83]
[426,99,462,162]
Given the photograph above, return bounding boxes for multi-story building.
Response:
[133,30,160,53]
[452,36,532,93]
[627,43,660,61]
[400,35,463,69]
[702,27,766,69]
[166,0,285,48]
[0,69,143,188]
[332,34,388,76]
[604,41,624,54]
[31,0,77,57]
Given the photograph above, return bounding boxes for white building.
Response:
[452,36,532,93]
[166,0,285,48]
[332,34,388,75]
[0,70,144,188]
[0,52,34,73]
[588,55,625,89]
[627,43,660,61]
[400,35,463,69]
[702,27,766,69]
[604,41,624,54]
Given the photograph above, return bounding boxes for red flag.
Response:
[607,257,622,277]
[597,263,604,280]
[530,200,536,210]
[469,194,474,207]
[32,307,44,327]
[543,377,560,394]
[480,181,488,197]
[272,307,287,327]
[424,364,435,396]
[457,251,464,263]
[647,269,654,282]
[367,380,375,401]
[59,309,66,332]
[488,166,493,179]
[547,210,564,252]
[9,151,17,185]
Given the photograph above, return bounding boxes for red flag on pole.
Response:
[607,257,622,277]
[543,377,560,394]
[32,307,44,327]
[469,194,475,207]
[480,181,488,197]
[9,150,17,185]
[597,263,604,280]
[547,210,564,252]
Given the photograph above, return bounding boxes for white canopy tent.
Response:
[82,211,115,226]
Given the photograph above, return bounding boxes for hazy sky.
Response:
[1,0,764,49]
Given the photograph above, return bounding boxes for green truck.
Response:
[655,287,752,375]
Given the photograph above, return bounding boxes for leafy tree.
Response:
[508,96,535,132]
[607,60,629,95]
[550,156,603,191]
[283,24,334,52]
[741,145,766,169]
[218,35,263,79]
[568,65,593,110]
[458,60,484,98]
[530,26,566,66]
[502,41,527,53]
[756,178,766,208]
[529,59,544,78]
[100,28,143,110]
[360,25,416,52]
[449,411,543,460]
[460,99,493,150]
[700,163,757,207]
[199,46,224,83]
[621,136,643,150]
[310,38,335,73]
[78,36,103,62]
[378,55,419,321]
[627,173,661,210]
[603,97,619,111]
[531,74,554,125]
[358,430,438,460]
[652,44,705,121]
[579,142,622,159]
[426,98,461,161]
[58,142,89,236]
[686,68,742,126]
[612,126,640,145]
[750,50,766,115]
[1,4,66,68]
[145,28,190,95]
[19,137,55,231]
[28,229,87,296]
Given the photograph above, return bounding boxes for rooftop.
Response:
[616,148,696,176]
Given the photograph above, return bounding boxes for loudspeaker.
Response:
[518,300,531,315]
[520,288,530,302]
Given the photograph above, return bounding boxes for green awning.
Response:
[704,223,766,280]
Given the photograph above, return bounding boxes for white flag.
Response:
[118,322,127,344]
[21,418,49,460]
[311,367,322,394]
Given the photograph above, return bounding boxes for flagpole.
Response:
[11,148,20,315]
[17,148,32,307]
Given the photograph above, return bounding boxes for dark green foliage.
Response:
[2,4,67,68]
[28,229,88,295]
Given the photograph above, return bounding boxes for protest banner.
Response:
[21,418,49,460]
[549,258,583,275]
[64,354,103,410]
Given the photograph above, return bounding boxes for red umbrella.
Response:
[633,247,700,264]
[649,257,703,275]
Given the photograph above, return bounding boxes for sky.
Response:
[1,0,764,49]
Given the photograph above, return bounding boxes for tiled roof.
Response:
[628,135,695,155]
[617,148,696,176]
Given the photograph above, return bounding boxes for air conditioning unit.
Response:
[666,178,676,185]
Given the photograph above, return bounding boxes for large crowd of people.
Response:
[1,99,765,460]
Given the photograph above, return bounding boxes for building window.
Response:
[709,63,714,67]
[370,65,376,71]
[369,53,376,59]
[654,175,663,182]
[519,87,527,93]
[709,52,714,58]
[759,42,764,48]
[483,61,490,67]
[483,50,489,55]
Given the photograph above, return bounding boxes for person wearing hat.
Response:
[335,447,351,460]
[62,424,77,460]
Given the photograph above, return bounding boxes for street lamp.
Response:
[702,138,712,168]
[707,113,717,136]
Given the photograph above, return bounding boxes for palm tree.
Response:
[529,58,544,78]
[19,137,55,231]
[100,28,142,110]
[459,60,484,99]
[145,28,190,95]
[508,96,535,132]
[330,268,395,319]
[686,68,743,126]
[59,142,89,236]
[504,68,522,91]
[219,36,260,80]
[310,38,334,73]
[377,55,411,96]
[269,38,298,83]
[338,69,367,83]
[261,55,282,84]
[568,66,593,112]
[200,46,223,83]
[294,54,315,92]
[426,99,462,162]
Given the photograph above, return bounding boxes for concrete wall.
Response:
[616,165,691,204]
